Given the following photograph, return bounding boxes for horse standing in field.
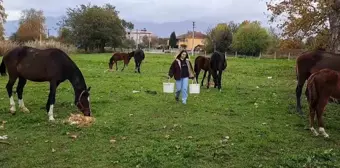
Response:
[295,49,340,116]
[130,48,145,73]
[194,55,211,87]
[108,52,134,71]
[306,68,340,138]
[0,46,92,121]
[207,51,227,91]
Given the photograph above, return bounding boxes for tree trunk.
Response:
[328,2,340,53]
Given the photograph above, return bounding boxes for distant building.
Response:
[167,31,207,51]
[126,29,156,46]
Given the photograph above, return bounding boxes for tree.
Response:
[279,38,304,50]
[232,21,271,56]
[228,21,239,34]
[266,0,340,53]
[57,27,73,44]
[304,29,329,50]
[142,35,149,48]
[204,23,233,53]
[16,8,46,42]
[61,3,128,52]
[150,36,158,48]
[169,31,177,48]
[0,0,7,40]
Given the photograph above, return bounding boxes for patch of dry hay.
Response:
[64,113,95,127]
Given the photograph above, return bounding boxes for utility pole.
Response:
[47,28,50,38]
[192,21,195,56]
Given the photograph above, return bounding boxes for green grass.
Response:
[1,53,340,168]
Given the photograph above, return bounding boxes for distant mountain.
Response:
[4,16,271,38]
[4,16,221,38]
[4,16,63,38]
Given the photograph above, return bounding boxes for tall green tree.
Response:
[267,0,340,53]
[232,21,271,56]
[169,32,177,49]
[61,3,129,52]
[204,23,233,53]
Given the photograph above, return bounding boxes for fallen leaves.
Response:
[64,113,95,127]
[0,121,6,130]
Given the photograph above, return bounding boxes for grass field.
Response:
[1,53,340,168]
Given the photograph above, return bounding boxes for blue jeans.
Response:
[175,77,189,104]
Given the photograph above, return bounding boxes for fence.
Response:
[105,47,305,60]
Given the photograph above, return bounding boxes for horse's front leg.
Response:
[6,76,17,115]
[115,61,118,71]
[16,77,29,113]
[46,81,59,121]
[121,63,126,71]
[218,70,223,91]
[202,71,207,87]
[211,70,218,88]
[207,71,211,89]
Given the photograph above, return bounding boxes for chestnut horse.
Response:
[0,46,92,121]
[306,68,340,138]
[194,55,211,87]
[295,49,340,116]
[108,52,134,71]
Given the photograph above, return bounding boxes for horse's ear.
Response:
[87,87,91,92]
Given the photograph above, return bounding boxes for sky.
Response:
[4,0,271,24]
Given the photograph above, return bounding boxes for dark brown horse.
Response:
[108,52,134,71]
[130,49,145,73]
[194,55,211,87]
[306,68,340,138]
[295,49,340,116]
[0,46,92,121]
[208,51,227,91]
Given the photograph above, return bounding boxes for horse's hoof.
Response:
[9,111,16,115]
[310,128,319,136]
[49,117,55,122]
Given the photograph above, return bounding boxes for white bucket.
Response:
[189,80,200,94]
[163,80,174,93]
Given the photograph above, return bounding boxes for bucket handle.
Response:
[192,78,198,84]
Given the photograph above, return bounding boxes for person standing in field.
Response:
[168,50,195,104]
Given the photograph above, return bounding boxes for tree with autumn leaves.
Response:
[267,0,340,53]
[16,9,46,42]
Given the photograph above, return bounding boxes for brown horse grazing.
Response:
[108,52,134,71]
[194,55,211,87]
[0,46,92,121]
[295,49,340,116]
[306,69,340,138]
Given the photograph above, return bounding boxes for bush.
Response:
[0,40,19,56]
[0,40,77,56]
[24,40,77,54]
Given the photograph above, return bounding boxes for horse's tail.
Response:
[0,59,6,76]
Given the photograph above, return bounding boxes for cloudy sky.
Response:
[4,0,270,24]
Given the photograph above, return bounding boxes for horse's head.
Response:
[76,87,92,116]
[108,54,115,70]
[128,51,134,62]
